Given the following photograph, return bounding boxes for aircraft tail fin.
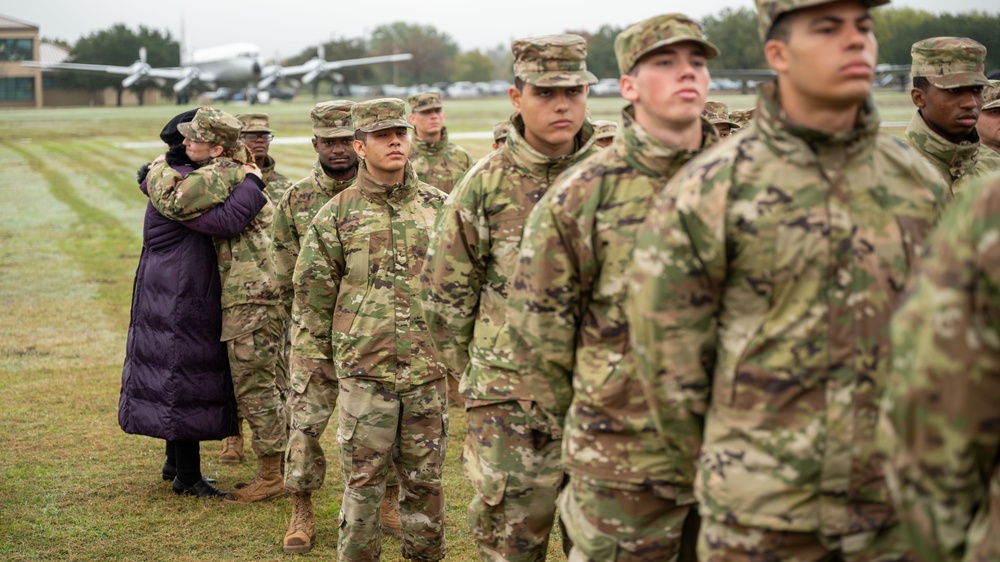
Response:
[179,17,193,66]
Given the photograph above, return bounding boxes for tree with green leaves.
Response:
[58,23,178,97]
[703,8,766,71]
[452,50,494,82]
[367,22,458,85]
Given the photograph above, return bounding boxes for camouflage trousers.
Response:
[284,356,400,493]
[226,307,287,457]
[464,401,566,562]
[337,377,448,562]
[698,519,915,562]
[559,479,698,562]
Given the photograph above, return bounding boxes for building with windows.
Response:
[0,14,42,108]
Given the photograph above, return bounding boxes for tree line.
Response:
[48,7,1000,96]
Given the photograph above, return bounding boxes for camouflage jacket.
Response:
[506,106,718,492]
[272,161,357,311]
[147,158,280,340]
[421,115,597,411]
[904,111,1000,197]
[881,170,1000,562]
[292,161,450,385]
[626,81,949,534]
[409,127,473,194]
[260,155,293,204]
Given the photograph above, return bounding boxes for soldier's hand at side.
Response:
[152,153,166,164]
[244,164,262,179]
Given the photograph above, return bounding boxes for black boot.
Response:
[171,441,226,497]
[163,440,215,483]
[172,477,227,498]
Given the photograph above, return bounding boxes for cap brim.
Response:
[241,127,274,133]
[712,119,740,128]
[358,120,413,133]
[927,72,991,89]
[177,122,208,142]
[413,103,443,112]
[636,37,721,66]
[524,70,599,87]
[983,100,1000,111]
[313,127,355,138]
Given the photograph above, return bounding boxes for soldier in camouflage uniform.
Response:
[880,170,1000,562]
[504,14,720,562]
[237,113,292,204]
[420,34,599,562]
[625,0,950,559]
[977,80,1000,154]
[216,112,293,466]
[407,90,473,195]
[273,100,404,542]
[492,121,510,150]
[283,99,450,560]
[904,38,1000,197]
[591,119,618,148]
[145,107,289,505]
[702,101,741,138]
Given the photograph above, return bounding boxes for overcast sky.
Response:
[9,0,997,61]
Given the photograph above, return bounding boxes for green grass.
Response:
[0,90,916,561]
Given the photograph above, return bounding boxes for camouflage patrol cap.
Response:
[614,13,720,75]
[729,107,756,128]
[756,0,890,42]
[984,80,1000,111]
[408,91,443,113]
[311,100,355,138]
[351,98,413,133]
[592,120,618,140]
[493,120,510,142]
[911,37,989,90]
[512,34,598,87]
[178,107,241,148]
[235,112,274,133]
[703,101,740,128]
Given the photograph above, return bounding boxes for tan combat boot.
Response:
[283,492,316,554]
[219,423,244,464]
[224,453,287,503]
[381,484,402,538]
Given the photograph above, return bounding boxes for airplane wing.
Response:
[259,52,413,88]
[22,60,189,80]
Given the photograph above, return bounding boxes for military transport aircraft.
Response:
[23,35,412,103]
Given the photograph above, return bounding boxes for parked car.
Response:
[446,81,480,98]
[590,78,621,97]
[488,80,512,95]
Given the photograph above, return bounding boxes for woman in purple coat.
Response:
[119,109,267,497]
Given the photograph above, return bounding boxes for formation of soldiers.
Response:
[136,0,1000,559]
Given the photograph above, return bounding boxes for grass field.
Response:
[0,89,918,561]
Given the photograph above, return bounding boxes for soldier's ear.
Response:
[509,85,522,114]
[620,74,639,104]
[209,145,224,158]
[764,39,790,75]
[911,88,926,109]
[353,139,367,159]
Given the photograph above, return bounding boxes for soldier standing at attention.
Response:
[407,90,473,195]
[626,0,949,558]
[274,100,404,543]
[591,119,619,148]
[283,99,450,560]
[145,107,289,505]
[904,38,1000,197]
[977,81,1000,154]
[702,101,741,138]
[236,113,292,204]
[505,14,721,561]
[421,34,599,562]
[881,170,1000,562]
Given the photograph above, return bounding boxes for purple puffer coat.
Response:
[118,163,266,441]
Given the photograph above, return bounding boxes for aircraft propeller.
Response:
[120,47,151,88]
